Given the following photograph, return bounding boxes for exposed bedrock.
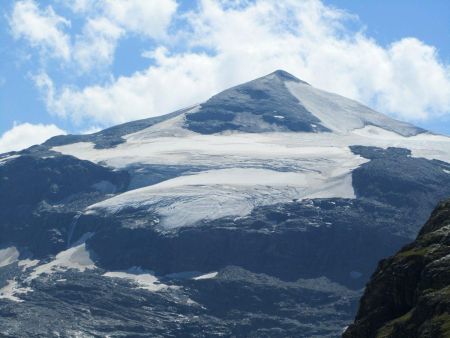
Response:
[344,199,450,338]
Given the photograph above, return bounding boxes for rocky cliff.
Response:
[344,199,450,337]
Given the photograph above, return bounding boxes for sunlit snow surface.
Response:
[193,272,218,280]
[285,81,421,136]
[89,167,357,228]
[0,155,20,166]
[27,242,95,281]
[52,79,450,229]
[0,247,39,302]
[103,267,170,292]
[0,247,19,268]
[0,280,32,302]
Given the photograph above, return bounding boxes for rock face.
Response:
[1,70,450,337]
[344,199,450,338]
[185,70,330,134]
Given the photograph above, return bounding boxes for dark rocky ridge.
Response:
[185,70,330,134]
[0,154,129,257]
[0,266,359,337]
[44,108,188,149]
[82,198,407,290]
[344,199,450,338]
[351,146,450,238]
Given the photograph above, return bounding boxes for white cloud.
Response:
[378,38,450,120]
[11,0,178,71]
[102,0,177,39]
[62,0,177,38]
[34,50,219,126]
[0,123,66,153]
[9,0,71,60]
[67,0,177,71]
[64,0,176,71]
[62,0,92,13]
[34,0,450,127]
[73,17,124,71]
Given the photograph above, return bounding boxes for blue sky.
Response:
[0,0,449,152]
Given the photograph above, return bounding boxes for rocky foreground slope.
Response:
[344,199,450,338]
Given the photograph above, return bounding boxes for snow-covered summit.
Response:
[44,70,423,152]
[183,69,423,136]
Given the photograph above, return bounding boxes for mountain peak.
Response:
[183,69,422,136]
[44,70,425,151]
[183,70,327,134]
[268,69,306,83]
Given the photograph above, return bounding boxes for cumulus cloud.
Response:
[73,17,124,71]
[68,0,177,71]
[63,0,177,38]
[34,51,219,125]
[377,38,450,120]
[9,0,71,60]
[102,0,177,39]
[30,0,450,128]
[0,123,66,153]
[62,0,92,13]
[10,0,177,71]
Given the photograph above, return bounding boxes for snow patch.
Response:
[18,259,40,270]
[127,109,195,140]
[0,279,32,302]
[0,154,20,165]
[27,242,95,281]
[193,272,218,280]
[103,267,169,292]
[0,247,19,268]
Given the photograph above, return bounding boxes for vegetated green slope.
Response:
[344,199,450,338]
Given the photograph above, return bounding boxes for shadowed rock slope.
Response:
[344,199,450,338]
